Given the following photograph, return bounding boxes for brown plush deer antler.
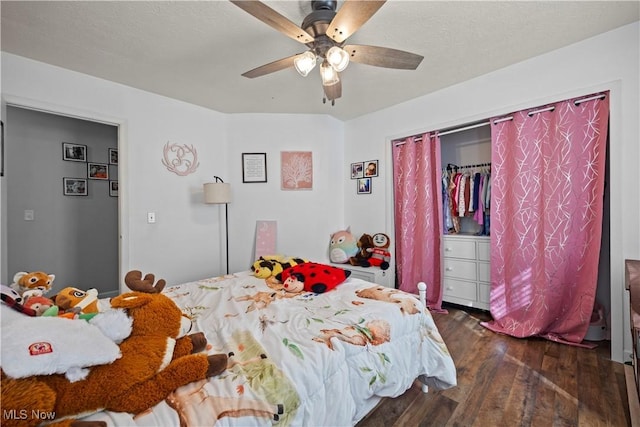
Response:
[124,270,166,294]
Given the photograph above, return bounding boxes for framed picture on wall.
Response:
[364,160,378,177]
[350,162,363,179]
[88,162,109,180]
[63,177,88,196]
[109,180,118,197]
[242,152,267,183]
[357,177,372,194]
[281,151,313,190]
[62,142,87,162]
[109,148,118,165]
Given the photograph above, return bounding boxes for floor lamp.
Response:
[204,177,231,275]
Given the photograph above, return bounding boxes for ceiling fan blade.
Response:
[230,1,314,44]
[327,0,386,43]
[241,54,299,78]
[343,44,423,70]
[323,79,342,102]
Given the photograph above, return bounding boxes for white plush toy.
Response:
[0,301,132,382]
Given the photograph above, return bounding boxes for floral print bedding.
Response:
[87,271,456,426]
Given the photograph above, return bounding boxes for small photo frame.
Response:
[109,148,118,165]
[88,162,109,180]
[350,162,364,179]
[364,160,378,177]
[63,177,87,196]
[109,180,118,197]
[357,177,372,194]
[62,142,87,162]
[242,152,267,183]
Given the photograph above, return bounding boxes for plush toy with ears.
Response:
[349,233,374,267]
[0,290,228,427]
[11,271,55,298]
[366,233,392,270]
[53,270,167,316]
[329,227,358,264]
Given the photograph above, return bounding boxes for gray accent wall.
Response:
[6,106,118,296]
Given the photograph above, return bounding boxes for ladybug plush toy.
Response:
[277,263,351,294]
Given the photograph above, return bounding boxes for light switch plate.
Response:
[24,210,34,221]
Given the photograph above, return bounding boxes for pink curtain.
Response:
[483,93,609,344]
[392,133,444,309]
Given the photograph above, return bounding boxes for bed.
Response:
[85,270,457,426]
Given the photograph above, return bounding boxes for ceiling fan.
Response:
[230,0,424,105]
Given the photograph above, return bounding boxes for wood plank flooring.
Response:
[357,305,631,427]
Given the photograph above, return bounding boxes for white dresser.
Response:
[442,235,490,310]
[332,263,393,288]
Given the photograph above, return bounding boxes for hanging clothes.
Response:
[442,164,491,235]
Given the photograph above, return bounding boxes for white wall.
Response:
[0,53,344,288]
[226,113,344,271]
[343,22,640,363]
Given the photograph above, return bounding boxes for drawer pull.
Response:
[446,286,454,290]
[445,267,453,271]
[445,247,452,252]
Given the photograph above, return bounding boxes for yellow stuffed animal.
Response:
[251,256,308,279]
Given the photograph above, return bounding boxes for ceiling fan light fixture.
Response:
[294,51,317,77]
[326,46,349,72]
[320,60,340,86]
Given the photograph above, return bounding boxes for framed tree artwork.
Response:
[281,151,312,190]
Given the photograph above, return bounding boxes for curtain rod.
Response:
[394,93,607,145]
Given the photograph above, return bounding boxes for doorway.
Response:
[5,106,119,297]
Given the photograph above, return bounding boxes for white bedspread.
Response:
[87,271,456,426]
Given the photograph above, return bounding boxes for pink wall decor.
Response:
[161,142,199,176]
[254,220,277,259]
[281,151,312,190]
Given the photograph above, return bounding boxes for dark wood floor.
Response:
[357,304,631,427]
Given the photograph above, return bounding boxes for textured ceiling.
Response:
[1,1,638,121]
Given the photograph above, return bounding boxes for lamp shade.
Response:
[326,46,349,72]
[203,182,231,204]
[294,51,317,77]
[320,60,339,86]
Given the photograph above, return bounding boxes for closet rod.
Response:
[446,162,491,171]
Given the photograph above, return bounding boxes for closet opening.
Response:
[394,105,612,359]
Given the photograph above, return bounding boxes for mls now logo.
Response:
[3,409,56,421]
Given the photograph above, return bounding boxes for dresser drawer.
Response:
[478,241,490,261]
[478,262,490,282]
[443,278,477,301]
[444,259,477,281]
[443,238,477,260]
[478,283,491,303]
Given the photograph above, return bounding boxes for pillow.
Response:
[1,304,121,381]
